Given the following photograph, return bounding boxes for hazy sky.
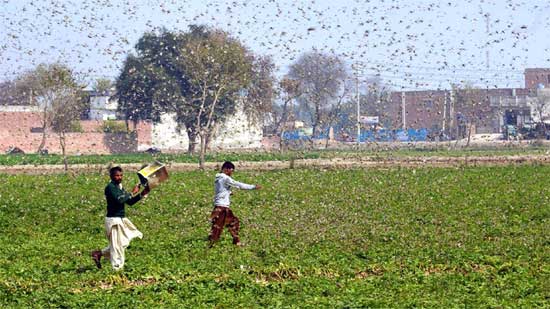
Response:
[1,0,549,90]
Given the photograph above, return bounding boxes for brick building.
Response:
[385,68,548,138]
[1,90,263,154]
[0,105,152,154]
[524,68,550,90]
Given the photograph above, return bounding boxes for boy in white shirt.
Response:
[208,161,261,246]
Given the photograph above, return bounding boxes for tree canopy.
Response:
[115,25,274,159]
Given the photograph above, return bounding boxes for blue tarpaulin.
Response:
[283,128,430,142]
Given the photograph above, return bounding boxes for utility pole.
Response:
[443,91,447,133]
[485,13,490,70]
[353,63,361,145]
[450,88,455,139]
[485,13,491,135]
[356,69,360,145]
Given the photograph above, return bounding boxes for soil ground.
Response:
[1,154,550,174]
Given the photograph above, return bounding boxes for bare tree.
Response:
[0,73,46,149]
[50,89,86,171]
[271,78,302,150]
[532,89,550,138]
[361,76,390,118]
[452,83,491,147]
[288,51,348,140]
[0,79,35,106]
[24,63,86,169]
[323,76,355,148]
[242,55,276,126]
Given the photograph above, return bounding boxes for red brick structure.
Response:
[387,90,449,131]
[0,109,151,154]
[524,68,550,90]
[386,69,543,138]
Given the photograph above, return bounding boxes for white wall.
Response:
[87,92,265,151]
[529,89,550,123]
[0,105,40,112]
[89,95,117,120]
[210,107,263,150]
[151,113,189,151]
[151,106,263,151]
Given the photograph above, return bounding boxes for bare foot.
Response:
[91,250,102,269]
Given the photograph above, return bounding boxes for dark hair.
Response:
[221,161,235,170]
[109,166,123,177]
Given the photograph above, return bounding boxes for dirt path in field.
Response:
[2,155,550,175]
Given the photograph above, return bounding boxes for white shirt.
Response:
[213,173,256,207]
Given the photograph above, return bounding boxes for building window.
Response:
[30,127,44,133]
[423,100,434,109]
[547,74,550,84]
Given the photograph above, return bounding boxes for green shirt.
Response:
[105,181,141,217]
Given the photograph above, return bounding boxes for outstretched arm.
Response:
[226,177,259,190]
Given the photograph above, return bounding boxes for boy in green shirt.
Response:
[91,166,150,270]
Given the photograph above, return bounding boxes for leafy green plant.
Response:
[0,166,548,307]
[69,121,84,133]
[100,120,128,133]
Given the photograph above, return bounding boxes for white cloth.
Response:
[213,173,256,207]
[101,217,142,270]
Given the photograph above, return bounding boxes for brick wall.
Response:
[134,120,152,150]
[386,92,403,129]
[0,111,152,154]
[525,68,550,90]
[408,90,447,130]
[387,90,450,131]
[453,89,493,133]
[387,88,532,135]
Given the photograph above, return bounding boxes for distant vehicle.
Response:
[517,122,550,140]
[144,147,161,154]
[503,125,518,140]
[6,146,25,155]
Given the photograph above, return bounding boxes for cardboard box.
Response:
[137,161,169,189]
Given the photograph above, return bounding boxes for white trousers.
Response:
[101,217,143,270]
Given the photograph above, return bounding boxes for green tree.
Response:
[115,26,273,165]
[180,28,254,168]
[93,78,113,95]
[115,54,178,130]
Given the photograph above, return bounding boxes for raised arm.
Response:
[106,184,142,205]
[126,191,142,206]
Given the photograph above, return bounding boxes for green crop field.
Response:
[1,166,549,307]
